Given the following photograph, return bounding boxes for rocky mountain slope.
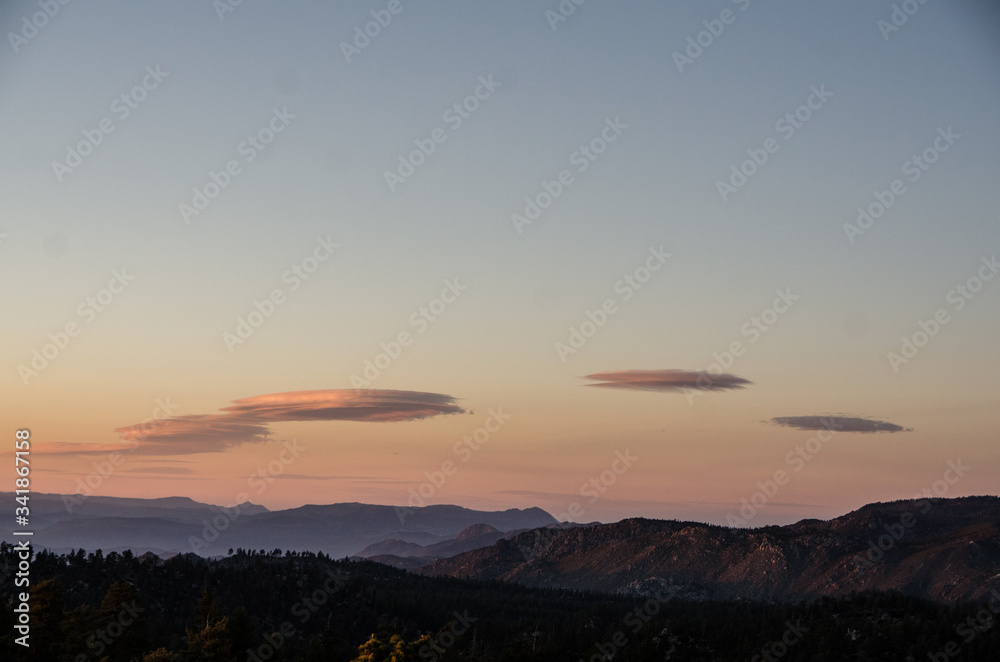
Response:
[419,496,1000,604]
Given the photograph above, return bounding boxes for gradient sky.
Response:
[3,0,999,526]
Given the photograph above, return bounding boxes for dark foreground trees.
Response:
[1,543,998,661]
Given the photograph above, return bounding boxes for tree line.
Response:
[1,543,998,661]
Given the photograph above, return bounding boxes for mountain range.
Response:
[9,492,1000,605]
[419,495,1000,605]
[11,492,556,559]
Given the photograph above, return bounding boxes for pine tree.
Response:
[30,578,65,660]
[98,580,147,661]
[184,588,233,662]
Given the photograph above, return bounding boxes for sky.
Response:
[2,0,999,527]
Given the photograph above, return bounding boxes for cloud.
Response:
[261,473,398,483]
[106,389,464,455]
[218,389,464,423]
[768,415,912,434]
[583,369,752,393]
[32,442,143,456]
[116,414,271,451]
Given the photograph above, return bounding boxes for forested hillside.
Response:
[2,544,999,661]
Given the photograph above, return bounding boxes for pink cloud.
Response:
[37,389,465,457]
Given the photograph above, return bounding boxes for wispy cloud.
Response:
[768,415,912,433]
[583,369,752,393]
[264,473,398,483]
[97,389,465,456]
[33,442,145,456]
[216,390,463,423]
[116,415,271,452]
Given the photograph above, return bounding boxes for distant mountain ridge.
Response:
[3,492,557,559]
[13,492,1000,605]
[354,523,508,567]
[418,496,1000,605]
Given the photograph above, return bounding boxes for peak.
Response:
[454,523,500,539]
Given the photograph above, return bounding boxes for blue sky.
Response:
[2,0,999,524]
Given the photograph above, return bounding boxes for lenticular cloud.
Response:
[768,415,911,434]
[107,389,465,455]
[583,369,752,393]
